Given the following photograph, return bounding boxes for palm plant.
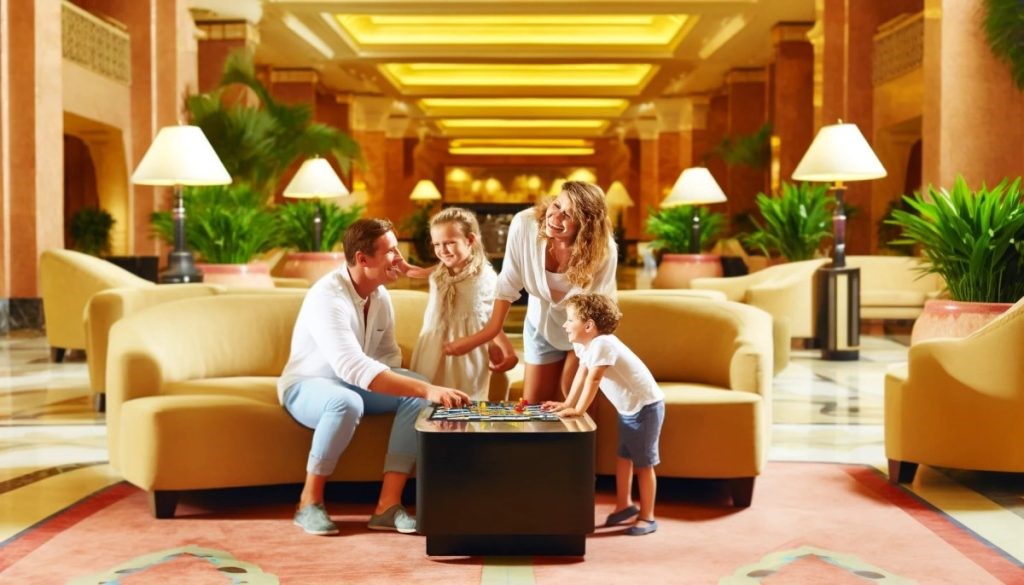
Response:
[742,182,833,261]
[645,205,725,254]
[713,122,772,169]
[277,200,365,252]
[151,185,278,264]
[886,176,1024,303]
[983,0,1024,91]
[69,207,114,256]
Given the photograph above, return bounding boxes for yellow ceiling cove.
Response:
[382,63,655,88]
[418,98,630,118]
[438,119,608,130]
[448,146,595,156]
[334,14,691,48]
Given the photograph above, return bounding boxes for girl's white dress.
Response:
[410,262,497,401]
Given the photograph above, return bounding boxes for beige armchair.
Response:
[847,255,943,320]
[690,259,828,339]
[885,297,1024,483]
[39,249,153,362]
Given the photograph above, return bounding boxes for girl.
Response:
[410,207,517,401]
[445,181,617,404]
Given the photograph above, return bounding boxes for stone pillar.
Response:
[385,114,412,227]
[0,0,63,301]
[771,23,815,189]
[634,115,660,239]
[724,69,769,217]
[349,96,394,221]
[922,0,1024,189]
[195,20,258,94]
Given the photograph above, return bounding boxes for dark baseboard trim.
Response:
[0,297,44,334]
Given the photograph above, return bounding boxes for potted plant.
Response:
[400,203,438,264]
[645,204,725,288]
[276,199,365,281]
[887,175,1024,342]
[151,50,362,287]
[152,184,279,286]
[742,182,833,262]
[69,207,114,256]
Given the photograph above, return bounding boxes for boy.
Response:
[543,293,665,536]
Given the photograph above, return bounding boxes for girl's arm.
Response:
[401,260,438,279]
[445,299,511,356]
[558,365,607,418]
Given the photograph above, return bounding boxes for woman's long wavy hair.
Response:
[534,180,614,289]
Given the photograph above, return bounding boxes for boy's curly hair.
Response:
[567,293,622,335]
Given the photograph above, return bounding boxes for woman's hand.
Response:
[487,341,518,372]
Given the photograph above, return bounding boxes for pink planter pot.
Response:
[910,299,1013,344]
[279,252,345,283]
[653,254,723,289]
[196,262,275,288]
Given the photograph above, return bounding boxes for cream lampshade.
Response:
[410,179,442,202]
[283,157,349,251]
[131,125,231,283]
[660,167,727,254]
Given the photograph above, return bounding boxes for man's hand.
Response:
[487,342,519,372]
[425,385,471,408]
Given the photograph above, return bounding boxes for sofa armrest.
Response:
[691,273,758,302]
[105,322,166,471]
[729,345,772,398]
[272,277,310,289]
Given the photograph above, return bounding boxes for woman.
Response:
[445,181,617,404]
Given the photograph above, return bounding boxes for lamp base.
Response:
[159,250,204,284]
[816,265,859,360]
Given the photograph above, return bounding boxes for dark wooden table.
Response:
[415,407,596,556]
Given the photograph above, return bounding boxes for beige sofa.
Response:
[40,249,153,362]
[885,297,1024,483]
[847,255,943,320]
[107,291,772,516]
[691,259,828,340]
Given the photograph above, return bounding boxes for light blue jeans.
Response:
[283,368,429,477]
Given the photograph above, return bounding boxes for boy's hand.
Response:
[556,408,583,418]
[542,401,568,412]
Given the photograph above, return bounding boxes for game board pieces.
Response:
[429,400,561,422]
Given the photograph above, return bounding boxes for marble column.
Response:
[771,24,815,190]
[724,69,769,217]
[195,20,258,94]
[349,96,394,221]
[922,0,1024,189]
[634,115,661,238]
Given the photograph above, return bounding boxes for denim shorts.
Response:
[617,401,665,468]
[523,319,568,365]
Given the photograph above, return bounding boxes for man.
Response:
[278,218,470,536]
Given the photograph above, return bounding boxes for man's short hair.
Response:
[344,218,394,266]
[567,293,622,335]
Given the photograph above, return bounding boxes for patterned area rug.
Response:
[0,463,1020,584]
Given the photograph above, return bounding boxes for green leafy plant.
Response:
[69,207,114,256]
[400,204,438,263]
[186,50,362,198]
[277,200,365,252]
[983,0,1024,91]
[877,197,916,256]
[713,122,772,169]
[742,182,833,261]
[645,205,725,254]
[151,185,278,264]
[886,176,1024,303]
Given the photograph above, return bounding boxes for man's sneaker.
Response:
[293,503,339,536]
[368,504,417,534]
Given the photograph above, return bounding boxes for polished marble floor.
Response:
[1,327,1022,567]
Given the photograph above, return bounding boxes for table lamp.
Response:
[283,157,350,251]
[131,125,231,283]
[605,181,634,262]
[792,120,886,360]
[661,167,727,253]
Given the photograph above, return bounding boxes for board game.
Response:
[429,400,561,422]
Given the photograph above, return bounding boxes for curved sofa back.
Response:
[614,294,773,390]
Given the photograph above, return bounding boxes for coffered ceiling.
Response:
[196,0,815,154]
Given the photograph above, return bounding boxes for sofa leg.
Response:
[50,347,66,363]
[729,477,755,508]
[888,459,918,484]
[150,490,179,518]
[93,393,106,413]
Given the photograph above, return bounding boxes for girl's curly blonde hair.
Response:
[534,180,614,289]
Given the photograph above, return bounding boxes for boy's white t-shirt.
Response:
[573,334,664,415]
